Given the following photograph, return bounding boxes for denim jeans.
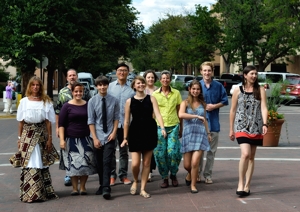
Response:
[110,127,129,180]
[199,132,219,179]
[94,139,115,191]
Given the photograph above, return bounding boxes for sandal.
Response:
[140,190,151,198]
[130,181,138,195]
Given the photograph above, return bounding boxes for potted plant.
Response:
[262,80,287,147]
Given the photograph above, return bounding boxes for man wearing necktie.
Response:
[88,76,120,200]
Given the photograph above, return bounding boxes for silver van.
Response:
[171,74,195,85]
[258,72,300,97]
[78,72,97,96]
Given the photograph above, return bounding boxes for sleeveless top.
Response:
[234,86,263,139]
[128,95,158,152]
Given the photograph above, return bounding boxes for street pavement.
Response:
[0,93,300,212]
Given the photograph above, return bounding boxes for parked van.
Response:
[258,72,299,97]
[171,74,195,85]
[78,72,97,96]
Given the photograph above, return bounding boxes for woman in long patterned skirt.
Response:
[17,76,59,203]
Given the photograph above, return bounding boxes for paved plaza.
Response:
[0,96,299,212]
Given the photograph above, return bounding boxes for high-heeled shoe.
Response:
[243,190,250,196]
[236,190,244,196]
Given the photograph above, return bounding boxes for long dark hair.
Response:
[243,65,261,100]
[187,80,206,110]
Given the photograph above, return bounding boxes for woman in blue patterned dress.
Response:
[179,80,211,193]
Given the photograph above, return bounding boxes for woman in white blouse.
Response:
[17,76,59,203]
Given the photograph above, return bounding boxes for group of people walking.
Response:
[15,61,268,203]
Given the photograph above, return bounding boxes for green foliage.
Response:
[0,0,143,88]
[214,0,300,71]
[0,84,4,98]
[129,9,220,74]
[0,68,9,82]
[265,79,289,112]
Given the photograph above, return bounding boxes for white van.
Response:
[258,72,299,97]
[171,74,195,85]
[230,72,300,97]
[78,72,97,96]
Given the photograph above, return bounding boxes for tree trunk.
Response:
[21,71,35,97]
[47,68,54,99]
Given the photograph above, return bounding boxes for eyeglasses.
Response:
[117,69,128,73]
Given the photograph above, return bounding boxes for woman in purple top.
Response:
[59,82,96,196]
[5,81,13,114]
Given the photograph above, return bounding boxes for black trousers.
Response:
[94,140,115,191]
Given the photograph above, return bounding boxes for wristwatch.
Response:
[18,136,21,140]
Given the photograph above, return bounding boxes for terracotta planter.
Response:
[263,119,285,147]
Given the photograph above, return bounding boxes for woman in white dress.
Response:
[17,76,59,203]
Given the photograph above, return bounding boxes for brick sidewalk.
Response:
[0,160,299,212]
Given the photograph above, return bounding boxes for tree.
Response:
[214,0,300,71]
[188,5,222,70]
[0,0,143,97]
[129,7,221,74]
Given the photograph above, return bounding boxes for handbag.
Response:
[9,151,21,168]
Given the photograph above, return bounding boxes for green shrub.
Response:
[0,69,9,82]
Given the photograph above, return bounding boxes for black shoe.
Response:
[236,190,244,196]
[102,188,111,200]
[95,186,103,195]
[243,190,250,196]
[185,173,191,186]
[191,189,198,194]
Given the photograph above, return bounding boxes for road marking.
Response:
[220,112,300,115]
[0,173,4,175]
[218,147,300,150]
[1,147,299,156]
[215,158,300,161]
[1,158,299,167]
[238,198,261,204]
[238,199,247,204]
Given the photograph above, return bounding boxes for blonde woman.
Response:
[121,76,166,198]
[17,76,59,203]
